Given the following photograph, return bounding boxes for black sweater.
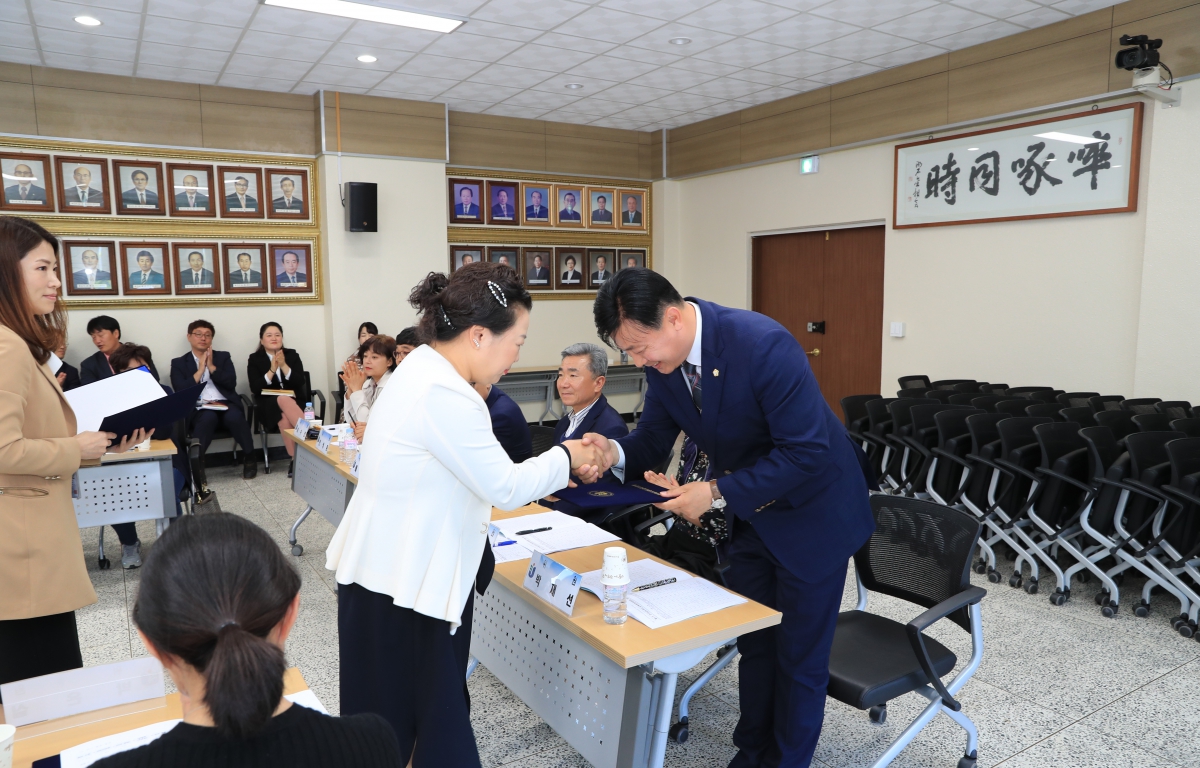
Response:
[89,704,402,768]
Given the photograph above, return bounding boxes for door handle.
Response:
[806,348,821,357]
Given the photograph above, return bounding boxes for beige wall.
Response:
[660,95,1178,398]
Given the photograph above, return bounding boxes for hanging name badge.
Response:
[293,418,309,440]
[350,450,361,478]
[315,429,333,453]
[523,552,582,617]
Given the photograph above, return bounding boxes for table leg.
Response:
[646,672,678,768]
[466,656,479,682]
[289,506,313,556]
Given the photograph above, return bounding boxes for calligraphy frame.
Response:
[893,102,1143,229]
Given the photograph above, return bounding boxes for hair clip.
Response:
[217,619,240,631]
[439,306,455,329]
[487,280,508,308]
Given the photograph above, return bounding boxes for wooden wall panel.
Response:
[0,81,38,135]
[830,73,948,147]
[1113,0,1198,24]
[649,130,664,180]
[669,125,740,177]
[1109,3,1200,91]
[740,101,830,164]
[740,88,829,123]
[830,55,948,99]
[947,10,1113,69]
[203,101,317,155]
[321,92,444,159]
[34,87,204,147]
[30,67,200,100]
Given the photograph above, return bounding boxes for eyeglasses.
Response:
[190,331,213,340]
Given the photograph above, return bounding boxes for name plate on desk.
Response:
[0,657,164,727]
[350,451,360,477]
[293,418,310,440]
[315,429,333,453]
[523,552,582,617]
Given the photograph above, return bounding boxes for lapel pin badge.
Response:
[713,369,720,377]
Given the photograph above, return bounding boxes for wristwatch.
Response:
[709,480,727,510]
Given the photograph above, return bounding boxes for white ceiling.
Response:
[2,0,1120,133]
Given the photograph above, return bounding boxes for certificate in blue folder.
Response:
[552,480,670,509]
[98,383,205,442]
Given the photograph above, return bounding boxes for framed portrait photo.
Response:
[486,181,519,226]
[166,163,215,217]
[172,243,221,295]
[522,248,553,291]
[222,243,267,294]
[587,249,616,290]
[450,245,482,272]
[265,167,310,220]
[554,185,584,228]
[55,156,110,214]
[618,249,646,272]
[112,160,166,216]
[588,188,616,229]
[449,178,483,224]
[555,247,586,291]
[120,242,172,296]
[62,240,118,297]
[269,244,312,293]
[487,246,519,269]
[217,166,264,219]
[0,152,55,213]
[617,189,646,230]
[521,182,551,227]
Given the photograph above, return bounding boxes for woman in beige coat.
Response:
[0,216,148,698]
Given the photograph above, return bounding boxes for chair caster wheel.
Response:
[1134,602,1150,618]
[958,755,978,768]
[1008,573,1022,589]
[868,704,887,724]
[1180,623,1196,639]
[973,562,987,574]
[98,557,110,570]
[1171,614,1187,631]
[1049,591,1067,606]
[716,644,735,659]
[1023,579,1039,595]
[669,718,689,743]
[291,544,303,556]
[986,569,1002,583]
[1004,548,1018,562]
[1077,571,1092,583]
[1101,602,1117,618]
[1095,590,1110,606]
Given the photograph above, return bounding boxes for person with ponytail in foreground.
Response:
[91,513,402,768]
[326,262,611,767]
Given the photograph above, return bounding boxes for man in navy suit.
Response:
[4,163,48,204]
[548,343,628,524]
[475,383,532,463]
[491,188,515,219]
[71,249,112,289]
[526,254,550,285]
[591,194,613,224]
[275,250,307,288]
[80,315,160,384]
[121,169,159,208]
[174,174,209,210]
[225,175,257,212]
[63,165,106,208]
[228,251,263,287]
[129,250,165,288]
[455,186,479,218]
[170,319,258,490]
[178,250,215,288]
[525,189,548,220]
[558,191,581,221]
[581,269,874,768]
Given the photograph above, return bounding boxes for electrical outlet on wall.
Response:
[890,322,906,338]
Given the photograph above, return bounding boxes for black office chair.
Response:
[1132,413,1173,432]
[1004,386,1054,399]
[1059,406,1097,427]
[1095,410,1137,442]
[969,395,1020,413]
[530,425,557,457]
[924,390,956,404]
[952,382,986,394]
[1169,418,1200,437]
[841,394,882,436]
[897,387,932,399]
[254,373,325,474]
[898,375,931,390]
[828,495,985,768]
[947,393,979,406]
[978,383,1009,394]
[995,399,1036,416]
[1120,397,1162,415]
[1156,400,1193,420]
[1087,395,1125,412]
[1025,402,1065,419]
[1057,392,1100,408]
[930,379,975,391]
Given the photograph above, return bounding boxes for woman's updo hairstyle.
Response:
[132,513,301,740]
[408,262,531,344]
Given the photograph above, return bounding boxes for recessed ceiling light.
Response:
[262,0,463,32]
[74,15,102,26]
[967,147,979,151]
[356,54,377,63]
[668,37,691,45]
[565,83,584,90]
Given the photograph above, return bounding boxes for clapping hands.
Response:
[341,359,367,393]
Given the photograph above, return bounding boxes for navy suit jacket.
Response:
[455,203,479,217]
[80,350,160,385]
[5,184,48,203]
[175,191,209,209]
[170,350,244,417]
[178,269,215,287]
[615,299,874,581]
[550,394,628,521]
[525,205,548,219]
[122,188,159,206]
[486,386,531,463]
[58,361,81,392]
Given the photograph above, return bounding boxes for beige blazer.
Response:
[0,324,94,620]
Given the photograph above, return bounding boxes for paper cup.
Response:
[601,546,629,586]
[0,723,15,768]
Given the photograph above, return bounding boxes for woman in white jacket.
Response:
[326,262,606,768]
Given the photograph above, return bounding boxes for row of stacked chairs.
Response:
[841,376,1200,642]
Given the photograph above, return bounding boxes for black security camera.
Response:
[1115,34,1163,70]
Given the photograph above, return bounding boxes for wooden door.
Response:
[752,226,884,411]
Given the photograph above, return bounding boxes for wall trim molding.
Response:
[316,151,447,164]
[0,131,317,160]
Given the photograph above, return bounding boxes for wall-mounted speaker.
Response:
[344,182,377,232]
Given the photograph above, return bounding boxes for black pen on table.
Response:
[631,578,677,593]
[516,526,552,535]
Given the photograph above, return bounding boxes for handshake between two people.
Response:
[559,432,619,487]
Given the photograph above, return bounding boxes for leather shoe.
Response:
[243,455,257,479]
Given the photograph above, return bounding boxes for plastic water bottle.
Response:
[603,583,629,625]
[341,427,358,464]
[303,402,314,421]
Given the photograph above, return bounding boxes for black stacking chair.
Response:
[862,398,899,478]
[1156,401,1193,420]
[1132,413,1173,432]
[1095,410,1137,442]
[1059,407,1098,427]
[1076,426,1135,616]
[979,383,1009,394]
[828,496,985,768]
[898,404,974,497]
[898,375,931,390]
[1028,390,1065,403]
[931,379,975,390]
[1120,397,1163,415]
[995,399,1036,416]
[1025,402,1065,419]
[1057,392,1100,408]
[1088,395,1125,412]
[1170,418,1200,437]
[953,382,986,394]
[897,388,932,399]
[927,408,985,508]
[529,425,557,457]
[948,393,979,406]
[1160,438,1200,634]
[881,399,927,490]
[1005,386,1054,399]
[969,395,1019,413]
[841,394,882,436]
[988,417,1053,592]
[945,412,1016,583]
[924,390,956,404]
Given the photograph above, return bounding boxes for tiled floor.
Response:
[78,467,1200,768]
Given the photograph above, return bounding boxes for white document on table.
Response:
[626,578,748,630]
[59,719,181,768]
[492,510,584,540]
[580,558,691,596]
[285,688,328,714]
[520,524,618,554]
[63,369,165,434]
[491,542,533,563]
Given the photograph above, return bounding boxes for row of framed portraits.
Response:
[59,240,315,298]
[451,245,647,292]
[0,150,311,220]
[449,178,646,231]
